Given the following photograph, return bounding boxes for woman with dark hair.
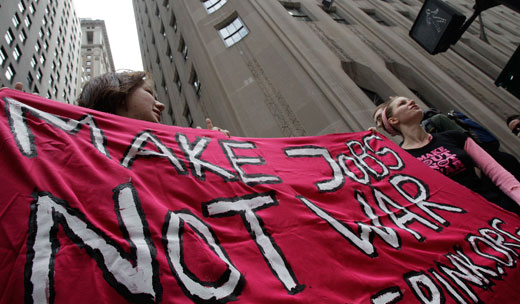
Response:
[78,71,165,123]
[77,71,229,135]
[376,96,520,215]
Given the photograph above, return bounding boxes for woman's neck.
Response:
[400,124,431,149]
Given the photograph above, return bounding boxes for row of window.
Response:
[3,59,72,101]
[2,0,81,102]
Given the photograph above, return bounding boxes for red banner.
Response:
[0,88,519,304]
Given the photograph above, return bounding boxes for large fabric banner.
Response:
[0,88,519,304]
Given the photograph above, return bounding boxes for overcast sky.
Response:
[73,0,144,71]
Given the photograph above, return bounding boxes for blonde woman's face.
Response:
[387,97,422,126]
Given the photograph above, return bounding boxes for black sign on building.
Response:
[409,0,466,54]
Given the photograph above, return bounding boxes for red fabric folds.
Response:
[0,88,519,304]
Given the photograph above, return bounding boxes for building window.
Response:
[163,0,170,9]
[325,9,349,24]
[0,47,7,66]
[29,3,35,15]
[166,44,173,62]
[86,61,91,66]
[160,24,166,39]
[191,69,201,97]
[170,11,177,32]
[87,55,92,59]
[12,14,21,28]
[168,104,175,124]
[398,10,414,22]
[43,40,49,50]
[31,56,37,68]
[36,69,42,81]
[360,87,384,105]
[174,71,182,92]
[27,73,34,87]
[203,0,227,14]
[161,77,168,94]
[5,29,14,45]
[40,54,46,65]
[86,67,91,73]
[87,31,93,44]
[218,16,248,47]
[13,45,21,61]
[5,64,15,82]
[184,106,194,127]
[19,29,27,43]
[285,5,312,21]
[18,2,26,13]
[179,38,188,61]
[24,15,32,28]
[35,41,41,52]
[363,9,391,26]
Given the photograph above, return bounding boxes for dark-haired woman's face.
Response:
[116,83,165,123]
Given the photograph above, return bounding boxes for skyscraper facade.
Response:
[0,0,82,103]
[79,19,115,87]
[132,0,520,154]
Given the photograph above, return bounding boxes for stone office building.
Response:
[132,0,520,155]
[79,19,115,87]
[0,0,82,103]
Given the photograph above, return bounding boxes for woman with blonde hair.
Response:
[376,96,520,215]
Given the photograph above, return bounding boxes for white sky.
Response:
[72,0,144,71]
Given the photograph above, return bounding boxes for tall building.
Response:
[79,19,115,87]
[132,0,520,155]
[0,0,82,103]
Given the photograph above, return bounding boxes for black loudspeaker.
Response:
[409,0,466,54]
[495,44,520,100]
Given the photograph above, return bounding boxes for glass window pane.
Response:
[219,27,229,38]
[238,27,248,38]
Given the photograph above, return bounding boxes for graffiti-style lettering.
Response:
[162,210,244,302]
[176,133,237,181]
[202,192,304,294]
[4,96,109,158]
[25,184,161,303]
[220,140,281,185]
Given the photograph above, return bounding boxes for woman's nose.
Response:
[156,101,165,112]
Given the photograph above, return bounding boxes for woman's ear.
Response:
[388,116,399,126]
